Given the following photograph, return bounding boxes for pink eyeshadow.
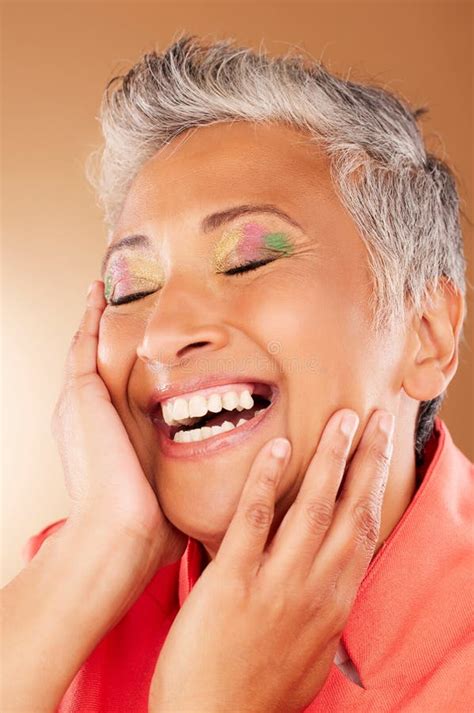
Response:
[114,255,133,290]
[236,222,266,262]
[104,252,164,302]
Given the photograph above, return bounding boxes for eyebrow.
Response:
[100,203,303,278]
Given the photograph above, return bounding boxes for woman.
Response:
[2,34,472,712]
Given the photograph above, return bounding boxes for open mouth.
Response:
[151,382,274,443]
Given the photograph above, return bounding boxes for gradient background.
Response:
[2,0,472,585]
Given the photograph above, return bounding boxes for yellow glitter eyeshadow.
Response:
[212,228,242,271]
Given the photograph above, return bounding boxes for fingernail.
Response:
[271,438,289,459]
[339,412,359,438]
[87,282,95,299]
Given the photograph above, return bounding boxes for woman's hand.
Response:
[51,279,188,568]
[149,408,395,713]
[2,280,191,713]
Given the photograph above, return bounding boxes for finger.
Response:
[64,281,106,384]
[215,437,291,579]
[262,409,359,580]
[311,410,394,589]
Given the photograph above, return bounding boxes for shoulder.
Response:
[22,518,68,563]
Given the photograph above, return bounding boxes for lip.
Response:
[150,379,281,459]
[146,374,278,417]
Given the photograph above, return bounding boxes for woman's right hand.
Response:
[51,279,188,569]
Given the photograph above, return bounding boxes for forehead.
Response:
[113,121,338,237]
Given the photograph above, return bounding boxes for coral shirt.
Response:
[23,416,474,712]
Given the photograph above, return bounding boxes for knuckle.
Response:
[61,374,97,403]
[302,497,334,534]
[327,443,348,470]
[70,329,83,348]
[50,380,91,434]
[369,443,391,473]
[244,501,273,530]
[258,464,279,488]
[73,373,98,395]
[51,396,66,434]
[351,497,380,548]
[50,399,74,443]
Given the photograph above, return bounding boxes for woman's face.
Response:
[98,121,408,557]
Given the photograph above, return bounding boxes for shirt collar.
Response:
[333,416,471,693]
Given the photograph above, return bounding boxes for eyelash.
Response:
[109,290,154,306]
[223,259,273,276]
[108,260,273,306]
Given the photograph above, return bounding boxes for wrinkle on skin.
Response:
[97,121,430,563]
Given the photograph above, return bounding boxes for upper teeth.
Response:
[162,388,255,427]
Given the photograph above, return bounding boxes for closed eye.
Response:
[224,259,273,276]
[109,260,274,304]
[109,290,155,306]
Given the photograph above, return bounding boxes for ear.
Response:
[402,278,465,401]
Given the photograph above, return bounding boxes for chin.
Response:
[157,478,243,544]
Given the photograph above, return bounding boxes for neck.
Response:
[372,414,419,560]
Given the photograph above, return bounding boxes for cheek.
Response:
[236,263,376,402]
[239,266,368,349]
[97,312,142,390]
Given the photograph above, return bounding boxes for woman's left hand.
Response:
[149,408,394,713]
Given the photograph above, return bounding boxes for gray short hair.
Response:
[85,33,468,466]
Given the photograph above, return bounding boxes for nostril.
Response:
[176,341,212,359]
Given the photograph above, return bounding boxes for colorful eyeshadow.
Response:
[213,221,295,271]
[263,231,293,254]
[213,228,241,270]
[104,253,164,302]
[236,222,266,262]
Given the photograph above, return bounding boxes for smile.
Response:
[150,380,277,453]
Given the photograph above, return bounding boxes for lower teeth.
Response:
[173,410,264,442]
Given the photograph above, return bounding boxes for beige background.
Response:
[1,0,472,586]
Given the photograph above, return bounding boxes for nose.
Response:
[136,278,230,369]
